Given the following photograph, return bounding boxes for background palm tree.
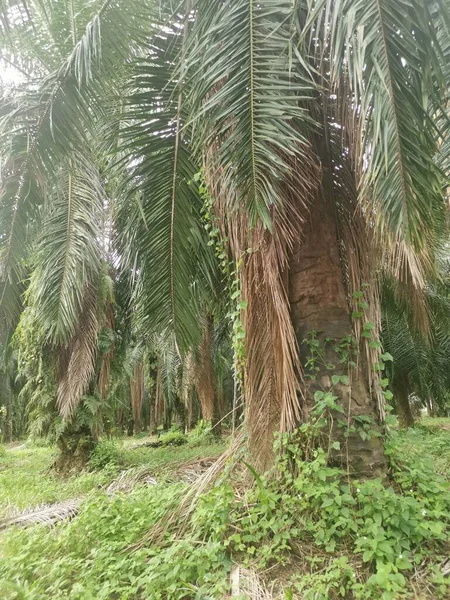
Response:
[382,275,450,426]
[0,0,449,474]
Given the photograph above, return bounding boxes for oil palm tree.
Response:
[130,0,448,475]
[1,0,449,476]
[382,275,450,426]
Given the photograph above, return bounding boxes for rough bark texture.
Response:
[54,426,96,474]
[289,194,386,478]
[394,377,414,428]
[130,363,144,435]
[186,391,194,432]
[195,316,222,434]
[173,396,186,432]
[148,359,157,434]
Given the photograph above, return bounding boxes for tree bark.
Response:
[289,193,386,478]
[148,358,157,434]
[195,316,222,433]
[54,424,96,473]
[394,377,414,428]
[130,363,144,435]
[173,396,186,432]
[397,393,414,428]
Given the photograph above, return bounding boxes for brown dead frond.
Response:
[194,315,216,421]
[203,137,319,470]
[229,566,277,599]
[335,74,432,342]
[134,431,245,550]
[106,467,157,494]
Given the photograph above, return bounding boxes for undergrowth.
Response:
[1,427,450,599]
[0,447,111,518]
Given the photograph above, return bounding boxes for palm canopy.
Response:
[0,0,449,435]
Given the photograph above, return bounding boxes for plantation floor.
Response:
[1,423,450,599]
[0,437,225,519]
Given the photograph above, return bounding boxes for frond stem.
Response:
[170,1,190,350]
[249,0,257,212]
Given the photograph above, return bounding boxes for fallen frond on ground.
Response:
[134,432,246,549]
[2,428,450,599]
[229,566,275,599]
[0,499,81,532]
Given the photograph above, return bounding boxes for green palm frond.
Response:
[186,0,318,226]
[319,0,449,285]
[118,24,209,351]
[382,275,450,408]
[0,0,157,320]
[27,155,104,346]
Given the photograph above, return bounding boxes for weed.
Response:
[189,419,215,445]
[89,439,123,471]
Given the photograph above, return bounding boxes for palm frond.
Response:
[118,23,208,350]
[187,0,318,225]
[0,498,80,531]
[322,0,449,294]
[57,282,99,418]
[0,0,157,322]
[27,155,103,346]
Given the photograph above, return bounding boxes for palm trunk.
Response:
[195,316,218,424]
[289,193,385,477]
[173,396,186,431]
[186,390,194,432]
[393,377,414,428]
[397,391,414,428]
[148,358,157,434]
[130,363,144,435]
[54,424,96,473]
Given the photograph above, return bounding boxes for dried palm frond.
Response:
[134,431,245,549]
[0,499,80,532]
[106,467,157,495]
[194,316,215,421]
[229,566,277,599]
[181,351,195,428]
[164,457,218,484]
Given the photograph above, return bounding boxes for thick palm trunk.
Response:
[54,424,96,473]
[195,316,221,432]
[394,378,414,428]
[173,396,186,431]
[289,195,385,477]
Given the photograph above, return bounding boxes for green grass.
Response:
[121,440,225,469]
[1,425,450,599]
[391,420,450,479]
[0,447,111,518]
[0,438,225,519]
[0,436,227,600]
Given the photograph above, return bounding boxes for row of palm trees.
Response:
[0,0,449,474]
